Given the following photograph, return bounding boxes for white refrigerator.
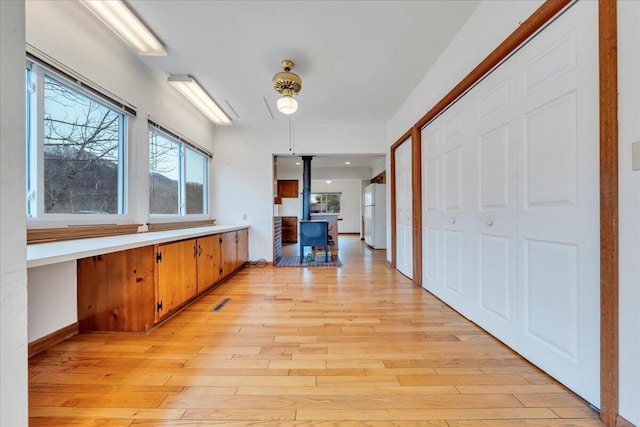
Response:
[364,183,386,249]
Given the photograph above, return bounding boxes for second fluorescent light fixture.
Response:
[79,0,167,56]
[168,75,232,125]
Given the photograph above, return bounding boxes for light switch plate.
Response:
[633,141,640,171]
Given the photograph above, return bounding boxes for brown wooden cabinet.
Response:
[77,228,249,333]
[236,228,249,270]
[281,216,298,243]
[196,235,222,294]
[277,180,299,198]
[221,229,249,278]
[77,246,155,333]
[221,231,237,279]
[156,239,198,319]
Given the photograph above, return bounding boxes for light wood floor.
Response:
[29,235,603,426]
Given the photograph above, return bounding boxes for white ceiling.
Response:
[128,0,481,126]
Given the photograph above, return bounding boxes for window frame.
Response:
[310,192,342,214]
[148,124,210,220]
[26,60,133,226]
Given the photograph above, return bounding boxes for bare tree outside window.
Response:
[43,76,123,214]
[185,148,205,214]
[149,130,180,214]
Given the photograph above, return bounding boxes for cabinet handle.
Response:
[450,218,456,225]
[486,220,494,227]
[198,245,202,256]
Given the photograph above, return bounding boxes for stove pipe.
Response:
[302,156,312,220]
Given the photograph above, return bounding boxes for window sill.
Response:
[27,224,142,244]
[147,219,216,232]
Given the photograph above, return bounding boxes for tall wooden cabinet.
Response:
[77,228,249,333]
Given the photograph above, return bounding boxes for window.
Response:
[26,62,127,219]
[149,125,209,216]
[310,192,341,214]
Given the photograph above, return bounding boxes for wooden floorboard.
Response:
[29,235,603,426]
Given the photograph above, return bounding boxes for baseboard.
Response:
[28,322,79,358]
[617,415,637,427]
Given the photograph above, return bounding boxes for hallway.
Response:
[28,235,603,425]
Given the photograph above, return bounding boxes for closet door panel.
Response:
[443,230,462,294]
[422,121,444,292]
[523,92,577,207]
[523,239,579,357]
[479,124,511,210]
[479,234,511,322]
[395,138,413,279]
[516,0,599,405]
[471,57,519,341]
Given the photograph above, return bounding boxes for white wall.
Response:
[388,0,544,139]
[371,157,386,179]
[617,1,640,424]
[28,262,77,341]
[213,121,387,261]
[25,0,218,342]
[310,180,362,234]
[0,1,28,425]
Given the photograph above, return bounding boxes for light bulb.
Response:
[277,96,298,114]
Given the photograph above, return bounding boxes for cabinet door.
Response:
[197,236,220,294]
[108,247,155,332]
[221,231,237,279]
[77,247,155,333]
[236,228,249,270]
[77,254,111,332]
[277,180,299,198]
[157,239,197,319]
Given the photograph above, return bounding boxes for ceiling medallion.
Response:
[272,60,301,114]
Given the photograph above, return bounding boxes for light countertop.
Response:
[27,225,249,268]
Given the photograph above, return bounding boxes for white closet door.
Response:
[468,58,519,344]
[422,97,472,312]
[421,0,599,406]
[516,0,599,405]
[422,120,443,293]
[395,138,413,279]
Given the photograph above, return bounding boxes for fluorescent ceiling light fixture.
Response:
[295,162,301,165]
[326,180,332,184]
[79,0,167,56]
[168,75,232,125]
[345,161,351,165]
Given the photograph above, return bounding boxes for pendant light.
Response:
[272,60,301,115]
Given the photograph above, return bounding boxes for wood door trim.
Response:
[411,125,422,287]
[398,0,619,424]
[598,0,618,425]
[390,129,412,269]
